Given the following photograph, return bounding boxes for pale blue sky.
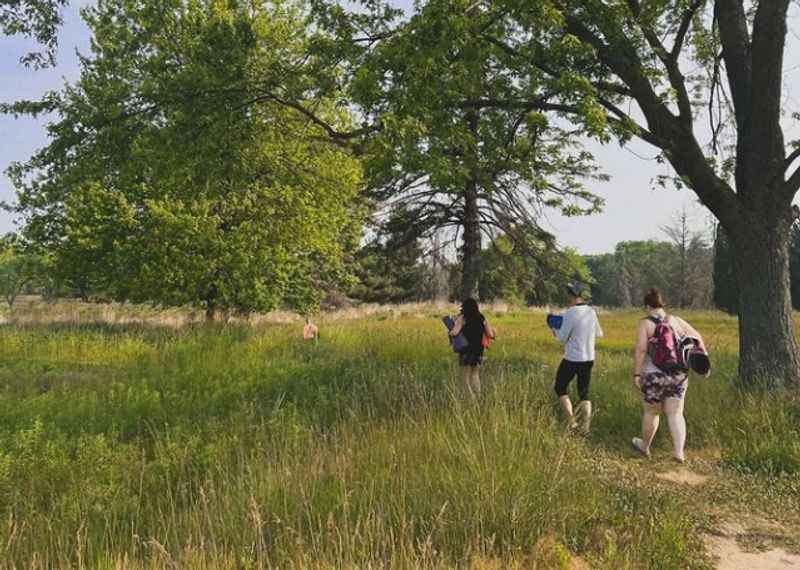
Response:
[1,2,799,254]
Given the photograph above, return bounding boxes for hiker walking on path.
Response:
[449,298,496,397]
[549,281,603,434]
[631,288,709,463]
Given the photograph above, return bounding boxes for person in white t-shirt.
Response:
[549,281,604,433]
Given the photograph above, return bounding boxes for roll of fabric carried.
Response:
[547,314,564,330]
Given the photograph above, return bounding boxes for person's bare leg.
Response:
[463,366,475,397]
[664,397,687,462]
[470,366,481,396]
[559,395,576,427]
[631,404,661,457]
[639,403,662,454]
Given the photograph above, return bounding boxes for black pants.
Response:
[554,359,594,401]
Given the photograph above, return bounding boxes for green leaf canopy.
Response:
[10,0,364,315]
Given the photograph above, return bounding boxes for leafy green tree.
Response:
[0,237,46,308]
[304,0,605,299]
[0,251,30,308]
[479,236,529,304]
[0,0,66,66]
[8,0,363,318]
[587,237,713,309]
[479,234,591,305]
[349,207,427,304]
[487,0,800,384]
[584,253,618,306]
[613,241,677,307]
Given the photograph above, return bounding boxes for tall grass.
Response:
[0,308,796,567]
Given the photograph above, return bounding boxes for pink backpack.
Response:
[647,316,687,372]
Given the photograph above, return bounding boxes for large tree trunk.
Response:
[460,109,481,300]
[461,174,481,300]
[729,212,800,387]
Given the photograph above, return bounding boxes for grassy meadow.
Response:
[0,303,798,568]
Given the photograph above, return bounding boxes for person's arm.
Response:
[484,320,497,339]
[554,309,574,343]
[450,315,464,337]
[595,311,604,339]
[672,316,705,349]
[633,319,650,388]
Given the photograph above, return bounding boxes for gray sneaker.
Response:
[631,437,651,458]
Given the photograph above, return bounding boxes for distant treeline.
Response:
[344,211,800,312]
[344,209,717,309]
[5,216,800,314]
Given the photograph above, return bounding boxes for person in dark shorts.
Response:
[550,282,603,433]
[631,288,708,463]
[450,298,497,397]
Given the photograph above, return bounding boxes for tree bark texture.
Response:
[461,110,481,300]
[461,173,481,300]
[729,209,800,386]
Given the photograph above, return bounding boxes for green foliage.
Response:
[10,0,364,316]
[584,253,617,306]
[614,240,678,306]
[479,236,592,305]
[0,0,66,67]
[0,238,47,308]
[350,207,428,304]
[585,231,713,309]
[309,0,606,294]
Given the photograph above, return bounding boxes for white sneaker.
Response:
[631,437,650,458]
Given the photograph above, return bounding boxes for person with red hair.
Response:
[631,288,708,463]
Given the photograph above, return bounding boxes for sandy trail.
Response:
[651,465,799,569]
[705,522,800,569]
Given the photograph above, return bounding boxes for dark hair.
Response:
[461,298,481,321]
[689,350,711,375]
[644,288,665,309]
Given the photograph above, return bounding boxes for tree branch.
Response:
[671,0,705,62]
[715,0,752,129]
[562,12,740,227]
[747,0,791,184]
[257,92,379,147]
[785,164,800,198]
[596,97,666,147]
[459,98,580,115]
[785,146,800,173]
[626,0,694,126]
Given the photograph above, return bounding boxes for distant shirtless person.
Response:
[303,318,319,341]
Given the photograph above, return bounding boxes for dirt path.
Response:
[705,521,800,570]
[591,442,800,569]
[648,460,800,569]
